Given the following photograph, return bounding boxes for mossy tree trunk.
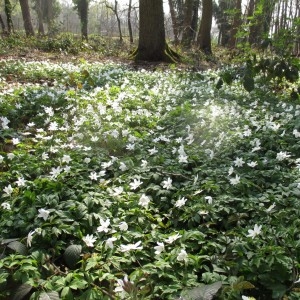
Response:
[4,0,13,34]
[133,0,180,62]
[74,0,89,41]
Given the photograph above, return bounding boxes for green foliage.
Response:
[35,33,81,54]
[0,59,300,299]
[217,55,300,98]
[180,281,222,300]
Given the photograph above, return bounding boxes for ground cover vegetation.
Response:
[0,42,300,299]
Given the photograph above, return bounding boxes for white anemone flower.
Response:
[247,224,262,239]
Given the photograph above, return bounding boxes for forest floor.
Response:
[0,47,219,73]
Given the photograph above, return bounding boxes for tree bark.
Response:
[19,0,35,36]
[0,14,6,33]
[181,0,194,47]
[197,0,213,54]
[133,0,180,62]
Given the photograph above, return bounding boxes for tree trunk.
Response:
[19,0,35,36]
[4,0,14,34]
[218,0,230,46]
[197,0,213,54]
[78,0,89,40]
[181,0,194,46]
[46,0,55,36]
[191,0,200,41]
[0,14,6,33]
[228,0,241,48]
[168,0,179,44]
[128,0,133,43]
[115,1,123,42]
[133,0,180,62]
[36,0,45,35]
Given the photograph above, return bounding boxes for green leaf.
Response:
[61,287,73,300]
[1,238,19,245]
[222,71,233,85]
[216,78,223,90]
[64,245,82,270]
[242,74,255,92]
[39,291,60,300]
[12,284,32,300]
[69,279,88,290]
[180,281,222,300]
[7,241,28,255]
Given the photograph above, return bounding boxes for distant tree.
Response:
[34,0,45,35]
[73,0,89,40]
[248,0,276,46]
[128,0,133,43]
[213,0,234,46]
[19,0,35,36]
[168,0,180,43]
[105,0,123,42]
[132,0,180,62]
[197,0,213,54]
[190,0,200,41]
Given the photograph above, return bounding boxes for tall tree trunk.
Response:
[218,0,230,46]
[133,0,180,62]
[274,0,281,35]
[4,0,13,34]
[197,0,213,54]
[78,0,89,40]
[128,0,133,43]
[181,0,194,47]
[19,0,35,36]
[168,0,179,44]
[36,0,45,35]
[228,0,242,48]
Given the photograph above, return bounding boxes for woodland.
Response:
[0,0,300,299]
